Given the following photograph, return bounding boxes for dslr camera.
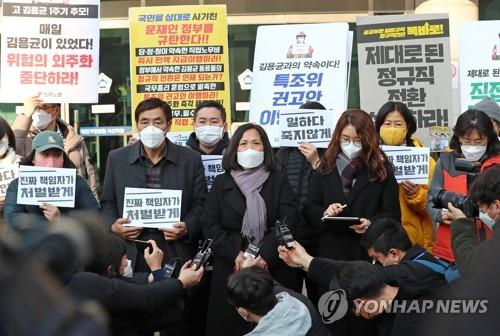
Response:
[275,218,295,249]
[430,158,480,217]
[193,239,213,271]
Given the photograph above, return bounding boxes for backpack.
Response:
[413,256,460,283]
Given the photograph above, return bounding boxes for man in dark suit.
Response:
[101,98,207,272]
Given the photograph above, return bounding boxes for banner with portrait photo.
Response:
[250,23,352,147]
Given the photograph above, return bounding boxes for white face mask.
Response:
[32,109,53,131]
[340,142,362,160]
[139,125,166,149]
[195,125,223,147]
[0,137,9,156]
[237,149,264,169]
[479,204,498,230]
[461,145,487,162]
[123,259,133,278]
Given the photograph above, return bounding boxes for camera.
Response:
[193,239,213,271]
[430,158,482,218]
[275,218,295,249]
[430,189,478,218]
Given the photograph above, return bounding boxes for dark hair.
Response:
[299,101,326,110]
[86,234,127,278]
[0,117,16,149]
[329,261,385,302]
[226,266,278,316]
[360,217,412,254]
[449,109,500,157]
[222,123,278,171]
[321,109,389,181]
[21,149,76,169]
[193,100,226,122]
[134,98,172,123]
[375,101,417,146]
[470,165,500,206]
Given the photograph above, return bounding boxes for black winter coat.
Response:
[203,170,300,336]
[303,164,401,262]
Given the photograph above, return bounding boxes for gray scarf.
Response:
[230,166,270,244]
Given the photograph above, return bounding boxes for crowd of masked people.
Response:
[0,92,499,336]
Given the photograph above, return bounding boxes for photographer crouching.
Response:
[446,165,500,277]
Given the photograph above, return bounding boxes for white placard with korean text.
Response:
[201,155,224,191]
[17,165,76,207]
[250,23,351,147]
[381,145,430,184]
[279,108,340,148]
[0,0,100,103]
[0,164,19,197]
[459,21,500,110]
[123,187,182,228]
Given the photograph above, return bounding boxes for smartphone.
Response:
[134,239,153,251]
[322,216,361,224]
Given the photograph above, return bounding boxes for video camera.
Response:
[193,239,213,271]
[275,218,295,249]
[430,158,481,217]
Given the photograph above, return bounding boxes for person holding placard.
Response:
[186,100,230,156]
[302,109,400,336]
[12,94,97,198]
[101,97,207,271]
[4,131,99,244]
[0,117,22,237]
[375,101,436,253]
[276,100,326,306]
[426,109,500,263]
[203,123,299,335]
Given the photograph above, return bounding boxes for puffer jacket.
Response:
[12,114,97,198]
[399,137,436,252]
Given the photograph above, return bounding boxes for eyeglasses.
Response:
[341,139,362,147]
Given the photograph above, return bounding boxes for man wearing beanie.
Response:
[474,96,500,138]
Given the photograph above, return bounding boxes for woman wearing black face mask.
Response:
[427,109,500,263]
[0,117,22,238]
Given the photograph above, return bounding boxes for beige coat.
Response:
[12,113,98,198]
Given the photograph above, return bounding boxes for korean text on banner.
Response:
[201,155,223,191]
[279,108,340,148]
[357,14,452,146]
[17,165,77,207]
[459,21,500,110]
[381,145,430,184]
[129,5,231,132]
[0,0,100,103]
[0,164,19,197]
[123,187,182,228]
[250,23,351,147]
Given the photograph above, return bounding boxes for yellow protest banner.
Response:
[129,5,231,132]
